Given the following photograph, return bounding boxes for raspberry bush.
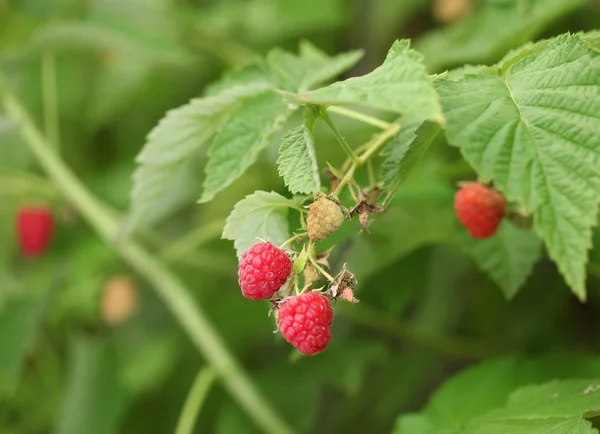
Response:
[1,1,600,434]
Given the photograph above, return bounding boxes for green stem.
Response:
[0,170,59,199]
[41,51,60,152]
[337,303,496,360]
[334,124,399,196]
[333,165,356,197]
[175,367,216,434]
[161,219,226,261]
[326,106,391,130]
[366,159,375,187]
[358,123,400,164]
[279,233,307,250]
[308,256,336,283]
[321,109,360,166]
[0,73,294,434]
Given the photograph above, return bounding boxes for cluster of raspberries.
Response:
[237,197,345,355]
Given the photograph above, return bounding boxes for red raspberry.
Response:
[454,183,506,239]
[277,292,333,355]
[238,242,292,300]
[15,205,54,259]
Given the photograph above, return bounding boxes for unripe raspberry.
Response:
[277,292,333,355]
[102,275,138,326]
[307,197,345,241]
[238,242,293,300]
[454,183,506,239]
[15,205,54,258]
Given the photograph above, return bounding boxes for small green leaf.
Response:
[293,247,308,275]
[222,191,298,258]
[199,91,290,203]
[286,40,444,123]
[436,34,600,300]
[127,83,271,231]
[465,223,542,299]
[277,105,321,194]
[267,41,363,92]
[380,118,441,204]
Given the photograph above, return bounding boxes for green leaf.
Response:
[435,34,600,300]
[465,223,542,299]
[393,354,600,434]
[204,59,276,96]
[267,41,363,92]
[199,91,290,203]
[0,296,43,393]
[461,379,600,434]
[55,335,127,434]
[127,83,270,231]
[277,105,321,194]
[415,0,585,71]
[222,191,297,258]
[380,118,442,204]
[392,414,435,434]
[285,40,444,123]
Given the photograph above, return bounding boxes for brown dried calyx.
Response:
[349,190,384,232]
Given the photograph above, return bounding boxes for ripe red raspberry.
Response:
[277,292,333,355]
[238,242,292,300]
[15,205,54,258]
[454,183,506,239]
[307,197,345,241]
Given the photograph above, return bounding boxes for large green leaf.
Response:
[277,105,321,194]
[285,40,444,123]
[394,354,600,434]
[126,83,270,231]
[416,0,585,71]
[199,91,289,202]
[436,34,600,300]
[465,223,542,299]
[393,354,600,434]
[222,191,297,258]
[461,379,600,433]
[267,41,363,92]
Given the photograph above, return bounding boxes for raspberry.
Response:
[307,197,345,241]
[238,242,293,300]
[15,205,54,258]
[277,292,333,355]
[454,183,506,239]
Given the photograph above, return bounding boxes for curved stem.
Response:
[42,51,60,152]
[308,256,336,283]
[279,232,307,250]
[321,109,360,166]
[334,123,399,196]
[0,74,294,434]
[175,367,216,434]
[161,219,226,261]
[326,106,392,130]
[338,303,497,360]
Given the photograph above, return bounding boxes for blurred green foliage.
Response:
[1,0,600,433]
